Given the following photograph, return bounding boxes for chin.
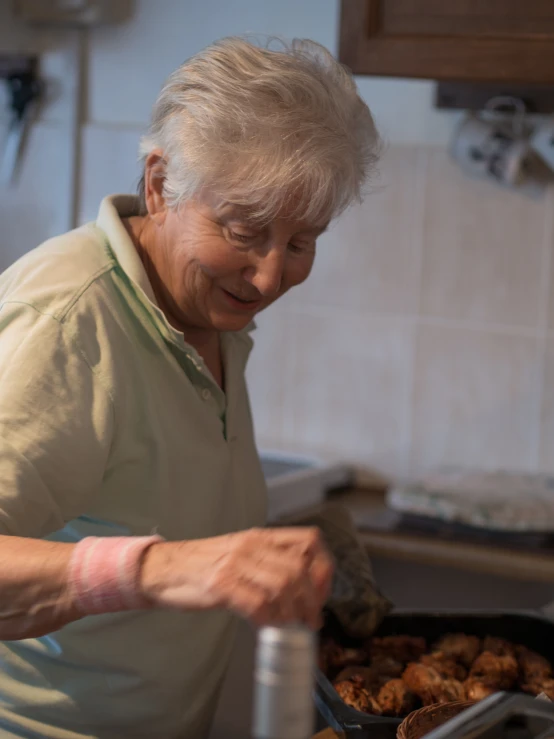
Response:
[209,311,257,332]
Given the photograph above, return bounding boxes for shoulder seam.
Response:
[57,263,116,322]
[0,262,116,324]
[0,301,116,410]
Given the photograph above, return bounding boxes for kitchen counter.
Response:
[327,487,554,584]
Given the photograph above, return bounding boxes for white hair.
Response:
[138,36,380,224]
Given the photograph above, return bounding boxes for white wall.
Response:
[1,0,553,481]
[0,2,75,265]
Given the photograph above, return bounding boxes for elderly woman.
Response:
[0,37,378,739]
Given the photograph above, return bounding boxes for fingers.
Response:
[258,526,334,601]
[261,526,323,559]
[267,527,334,607]
[239,549,321,629]
[207,528,333,629]
[148,527,335,630]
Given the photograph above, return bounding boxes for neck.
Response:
[121,215,219,356]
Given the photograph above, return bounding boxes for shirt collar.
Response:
[96,194,158,306]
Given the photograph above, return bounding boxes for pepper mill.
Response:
[252,625,316,739]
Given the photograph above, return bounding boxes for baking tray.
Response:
[315,604,554,738]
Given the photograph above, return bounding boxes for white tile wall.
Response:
[420,150,547,328]
[279,307,413,475]
[293,146,424,316]
[2,0,554,481]
[540,339,554,473]
[411,324,541,472]
[0,121,71,270]
[245,298,293,451]
[78,124,142,224]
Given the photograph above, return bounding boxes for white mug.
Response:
[450,98,532,188]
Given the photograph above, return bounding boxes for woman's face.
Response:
[144,191,326,334]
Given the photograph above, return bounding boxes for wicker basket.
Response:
[396,701,475,739]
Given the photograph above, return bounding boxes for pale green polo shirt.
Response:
[0,195,267,739]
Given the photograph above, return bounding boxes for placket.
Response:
[171,342,228,437]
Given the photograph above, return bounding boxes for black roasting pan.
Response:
[315,605,554,738]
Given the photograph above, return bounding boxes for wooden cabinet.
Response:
[339,0,554,83]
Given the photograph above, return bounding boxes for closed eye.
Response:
[228,229,257,244]
[288,242,314,255]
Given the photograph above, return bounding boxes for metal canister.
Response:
[252,625,316,739]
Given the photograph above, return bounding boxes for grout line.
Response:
[532,184,554,471]
[84,119,147,132]
[65,28,87,233]
[405,146,429,474]
[417,314,541,337]
[537,188,554,334]
[288,301,543,339]
[0,115,63,129]
[279,308,294,447]
[412,146,428,318]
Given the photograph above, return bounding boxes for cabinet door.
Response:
[339,0,554,83]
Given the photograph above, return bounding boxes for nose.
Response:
[244,247,285,297]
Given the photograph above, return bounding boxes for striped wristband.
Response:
[68,535,163,615]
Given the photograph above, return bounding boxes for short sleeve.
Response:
[0,302,114,537]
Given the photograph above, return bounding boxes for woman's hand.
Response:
[139,527,333,629]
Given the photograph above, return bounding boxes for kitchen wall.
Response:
[1,0,553,482]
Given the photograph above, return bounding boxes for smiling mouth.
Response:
[221,288,262,307]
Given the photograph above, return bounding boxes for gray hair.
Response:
[138,36,380,224]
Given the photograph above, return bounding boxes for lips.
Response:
[221,288,263,311]
[222,288,261,304]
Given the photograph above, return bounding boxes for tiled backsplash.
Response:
[246,146,554,481]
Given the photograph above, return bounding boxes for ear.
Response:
[143,149,168,225]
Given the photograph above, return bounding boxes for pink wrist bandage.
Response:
[68,535,163,615]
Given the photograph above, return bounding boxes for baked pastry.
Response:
[420,652,467,681]
[369,636,427,664]
[334,665,380,691]
[482,637,517,658]
[433,679,466,704]
[402,663,465,705]
[320,639,367,674]
[517,646,552,683]
[523,677,554,700]
[470,651,518,690]
[333,679,382,714]
[370,655,405,680]
[321,631,554,719]
[377,678,418,716]
[464,678,498,701]
[433,634,481,667]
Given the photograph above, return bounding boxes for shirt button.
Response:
[201,388,211,400]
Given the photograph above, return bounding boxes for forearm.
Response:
[0,527,332,640]
[0,536,79,640]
